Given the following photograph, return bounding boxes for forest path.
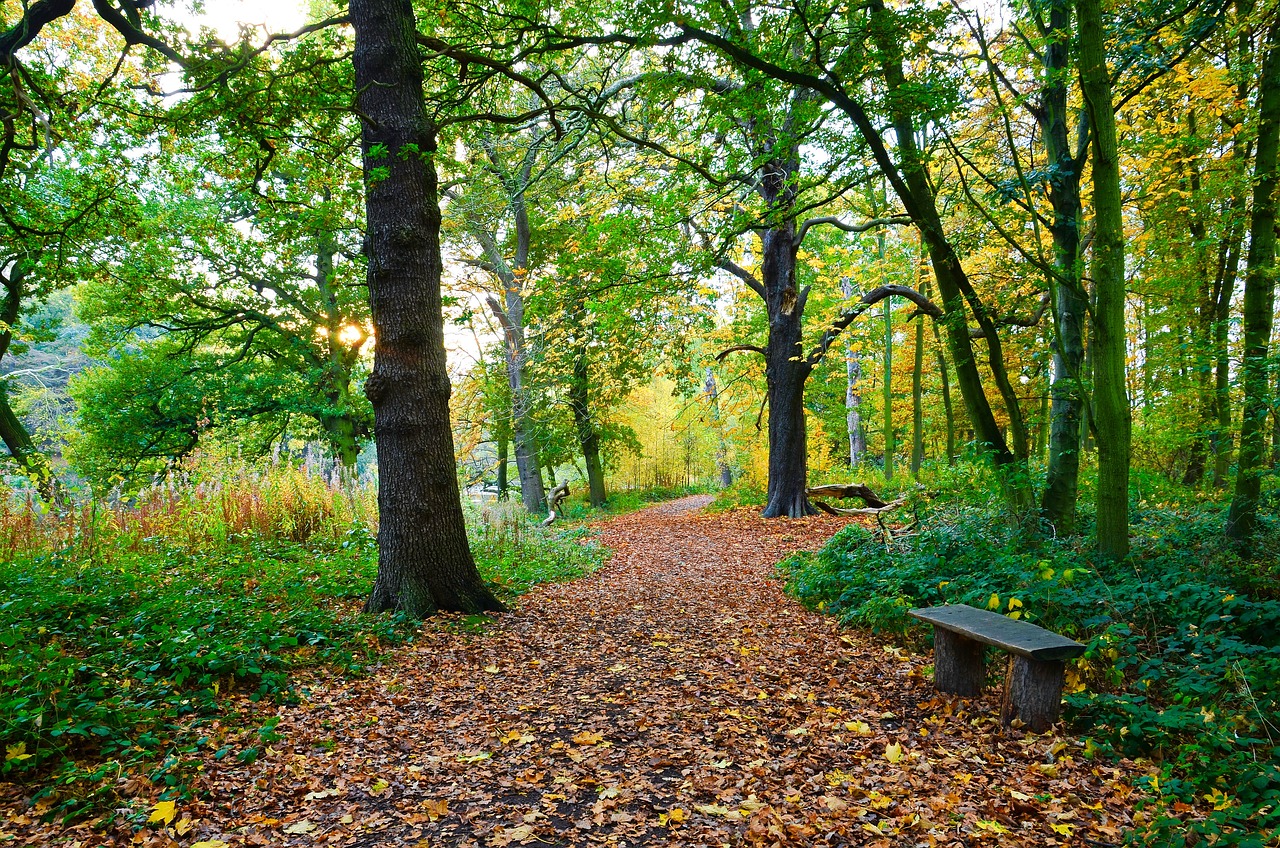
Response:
[190,498,1138,847]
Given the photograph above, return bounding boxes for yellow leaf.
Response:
[1050,823,1074,836]
[1007,598,1023,611]
[668,807,687,823]
[191,842,229,848]
[175,817,194,835]
[148,800,177,825]
[572,731,604,746]
[845,720,872,735]
[884,743,904,763]
[484,665,500,673]
[370,778,390,794]
[4,742,32,762]
[284,820,317,834]
[975,819,1010,834]
[987,593,1001,611]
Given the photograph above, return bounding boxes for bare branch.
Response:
[715,344,767,361]
[807,284,942,367]
[794,214,911,247]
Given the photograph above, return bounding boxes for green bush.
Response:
[779,489,1280,845]
[0,466,607,822]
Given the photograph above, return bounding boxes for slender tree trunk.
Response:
[352,0,502,616]
[496,430,509,501]
[1038,0,1088,534]
[911,292,925,476]
[499,326,546,513]
[868,0,1033,516]
[569,348,606,507]
[883,266,894,481]
[705,367,734,487]
[841,277,867,466]
[932,319,956,464]
[1078,0,1132,559]
[1227,21,1280,542]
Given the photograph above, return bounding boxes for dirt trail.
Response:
[52,499,1144,846]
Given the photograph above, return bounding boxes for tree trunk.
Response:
[500,330,546,513]
[705,367,734,488]
[932,319,956,464]
[1078,0,1132,560]
[911,285,925,476]
[762,217,817,518]
[868,0,1033,516]
[882,258,895,481]
[496,429,509,501]
[569,348,606,507]
[841,278,867,467]
[352,0,503,616]
[1036,0,1089,533]
[1227,20,1280,542]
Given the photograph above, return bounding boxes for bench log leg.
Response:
[1003,657,1066,732]
[933,628,985,696]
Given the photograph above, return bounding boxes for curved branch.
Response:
[794,214,911,247]
[717,258,765,299]
[807,284,941,367]
[715,344,767,361]
[90,0,185,66]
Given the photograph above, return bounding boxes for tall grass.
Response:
[0,458,378,563]
[0,455,604,823]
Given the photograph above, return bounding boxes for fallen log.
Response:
[805,483,891,508]
[811,497,906,517]
[542,481,570,527]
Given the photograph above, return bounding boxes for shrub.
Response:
[779,487,1280,845]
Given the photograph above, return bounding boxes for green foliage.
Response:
[0,462,607,819]
[778,469,1280,844]
[707,478,767,512]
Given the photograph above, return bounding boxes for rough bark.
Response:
[1078,0,1131,559]
[933,630,986,697]
[352,0,503,616]
[1004,657,1067,733]
[761,216,817,518]
[1227,20,1280,542]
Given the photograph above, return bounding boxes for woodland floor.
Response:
[8,497,1146,847]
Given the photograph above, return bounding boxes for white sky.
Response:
[164,0,309,42]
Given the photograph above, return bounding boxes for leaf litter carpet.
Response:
[14,497,1144,847]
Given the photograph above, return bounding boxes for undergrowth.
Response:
[778,463,1280,846]
[0,460,605,823]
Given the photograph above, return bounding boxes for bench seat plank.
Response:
[908,603,1085,662]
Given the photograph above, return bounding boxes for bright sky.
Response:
[165,0,309,43]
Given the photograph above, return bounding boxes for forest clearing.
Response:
[2,0,1280,844]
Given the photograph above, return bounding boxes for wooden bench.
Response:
[908,603,1086,732]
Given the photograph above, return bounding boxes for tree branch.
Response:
[806,284,941,367]
[794,214,911,247]
[715,344,767,361]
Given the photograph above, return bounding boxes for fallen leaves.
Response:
[4,496,1153,847]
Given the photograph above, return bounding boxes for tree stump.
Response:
[933,629,985,696]
[1003,656,1066,732]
